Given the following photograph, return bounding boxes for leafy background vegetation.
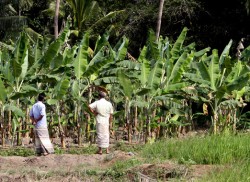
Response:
[1,0,250,181]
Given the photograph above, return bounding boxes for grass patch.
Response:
[141,133,250,164]
[0,145,97,156]
[199,160,250,182]
[54,145,96,155]
[0,147,35,157]
[102,158,142,180]
[113,141,142,153]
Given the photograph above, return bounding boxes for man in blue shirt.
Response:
[30,93,54,156]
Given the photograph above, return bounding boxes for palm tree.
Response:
[0,0,33,40]
[66,0,97,31]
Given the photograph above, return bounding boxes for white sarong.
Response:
[96,119,109,148]
[89,98,113,148]
[34,127,54,154]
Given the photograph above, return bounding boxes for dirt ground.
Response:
[0,132,216,182]
[0,149,215,182]
[0,150,131,182]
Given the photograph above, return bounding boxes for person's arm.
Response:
[109,104,114,133]
[30,108,36,125]
[31,115,44,125]
[36,115,44,122]
[30,116,36,125]
[88,102,97,116]
[109,113,114,136]
[109,114,113,127]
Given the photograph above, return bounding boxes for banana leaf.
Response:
[73,33,89,79]
[0,78,7,102]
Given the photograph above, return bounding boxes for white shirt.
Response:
[89,98,113,123]
[30,101,47,128]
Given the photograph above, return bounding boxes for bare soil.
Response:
[0,132,216,182]
[0,149,215,182]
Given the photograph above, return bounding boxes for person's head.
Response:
[38,93,46,102]
[98,91,107,99]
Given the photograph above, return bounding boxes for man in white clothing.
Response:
[89,91,113,154]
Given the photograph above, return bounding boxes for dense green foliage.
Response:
[1,1,250,181]
[1,0,250,55]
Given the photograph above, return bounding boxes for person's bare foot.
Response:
[42,153,49,156]
[96,148,102,155]
[106,149,110,154]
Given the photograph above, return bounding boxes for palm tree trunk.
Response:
[54,0,60,39]
[156,0,165,41]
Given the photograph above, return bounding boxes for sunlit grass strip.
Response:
[199,159,250,182]
[103,158,142,179]
[0,147,35,157]
[0,145,97,156]
[54,145,96,155]
[141,133,250,164]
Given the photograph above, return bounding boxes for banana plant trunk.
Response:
[145,114,151,144]
[125,97,132,143]
[133,106,138,140]
[213,100,219,134]
[85,88,92,142]
[233,109,237,133]
[56,104,65,148]
[16,99,21,146]
[7,110,11,142]
[0,104,5,147]
[24,106,30,138]
[75,103,82,146]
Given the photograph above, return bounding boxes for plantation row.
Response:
[0,26,250,147]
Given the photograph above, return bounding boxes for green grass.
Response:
[1,133,250,181]
[0,145,97,156]
[0,147,35,156]
[102,158,142,180]
[199,160,250,182]
[54,145,97,155]
[140,133,250,181]
[141,133,250,165]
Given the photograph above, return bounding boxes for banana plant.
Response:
[135,27,195,141]
[0,76,25,146]
[117,70,134,142]
[0,33,39,145]
[0,76,7,146]
[185,40,250,133]
[47,76,70,148]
